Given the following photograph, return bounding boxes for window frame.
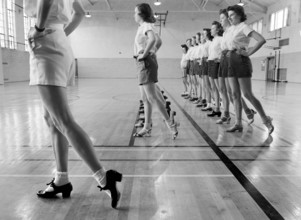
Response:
[250,19,263,34]
[0,0,17,49]
[269,7,289,32]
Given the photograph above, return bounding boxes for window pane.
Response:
[275,10,283,29]
[252,22,257,31]
[258,20,263,34]
[270,13,275,31]
[284,7,288,27]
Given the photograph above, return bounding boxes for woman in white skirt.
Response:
[26,0,122,208]
[133,3,179,139]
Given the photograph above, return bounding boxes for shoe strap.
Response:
[46,178,58,190]
[97,185,104,191]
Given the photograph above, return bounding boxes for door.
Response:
[266,56,275,81]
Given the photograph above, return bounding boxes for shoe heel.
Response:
[113,171,123,182]
[62,191,71,198]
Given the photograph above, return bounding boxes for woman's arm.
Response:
[154,33,162,52]
[137,30,156,60]
[64,0,85,36]
[28,0,54,45]
[35,0,54,30]
[239,31,266,57]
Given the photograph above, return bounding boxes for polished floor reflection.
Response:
[0,79,300,220]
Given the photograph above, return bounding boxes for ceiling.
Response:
[82,0,281,21]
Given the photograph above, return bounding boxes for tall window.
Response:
[250,19,263,34]
[0,0,16,49]
[7,0,16,49]
[24,13,35,51]
[0,1,6,47]
[270,7,289,31]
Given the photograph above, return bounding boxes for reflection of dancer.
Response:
[133,3,179,139]
[180,44,189,97]
[226,5,274,134]
[26,0,122,208]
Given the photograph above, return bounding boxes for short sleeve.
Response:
[142,23,155,36]
[242,24,253,36]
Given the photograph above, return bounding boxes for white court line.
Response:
[1,174,301,178]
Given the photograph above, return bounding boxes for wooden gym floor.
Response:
[0,78,300,220]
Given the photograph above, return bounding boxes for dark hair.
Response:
[212,21,224,36]
[227,5,247,22]
[219,9,228,18]
[181,44,188,52]
[196,32,201,38]
[203,28,213,41]
[192,36,196,39]
[136,3,156,23]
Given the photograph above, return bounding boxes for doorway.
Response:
[266,56,275,81]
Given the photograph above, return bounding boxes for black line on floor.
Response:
[165,89,285,220]
[20,158,291,162]
[93,145,272,148]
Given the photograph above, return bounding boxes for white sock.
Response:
[144,123,152,130]
[93,167,107,188]
[45,171,69,192]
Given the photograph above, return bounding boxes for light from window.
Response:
[0,0,16,49]
[24,12,35,51]
[250,19,263,34]
[0,0,7,47]
[7,0,16,49]
[270,7,289,31]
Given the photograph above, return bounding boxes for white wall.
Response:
[70,13,218,78]
[2,0,301,83]
[0,48,3,85]
[248,0,301,82]
[1,49,29,82]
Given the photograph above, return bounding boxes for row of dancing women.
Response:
[180,5,274,134]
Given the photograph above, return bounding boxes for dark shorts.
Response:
[193,60,201,76]
[228,50,252,78]
[198,65,203,77]
[218,50,229,78]
[201,57,208,76]
[208,60,220,79]
[136,54,158,85]
[189,61,194,75]
[186,60,190,75]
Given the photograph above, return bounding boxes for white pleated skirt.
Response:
[29,24,75,87]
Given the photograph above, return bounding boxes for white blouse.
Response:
[202,41,210,58]
[24,0,77,26]
[186,47,194,61]
[196,43,204,60]
[190,45,199,60]
[134,22,157,55]
[208,36,222,61]
[180,53,189,69]
[229,22,253,50]
[221,25,234,51]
